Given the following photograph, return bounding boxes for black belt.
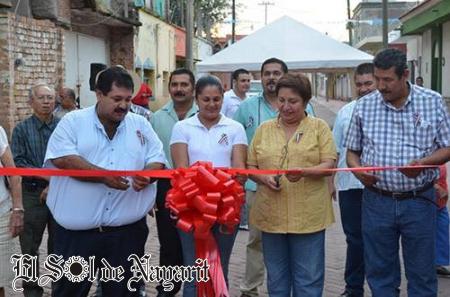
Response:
[22,178,48,190]
[84,217,145,233]
[367,183,434,199]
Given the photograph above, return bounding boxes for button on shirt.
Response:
[332,100,363,191]
[150,101,198,168]
[221,89,246,118]
[44,106,166,230]
[170,114,248,167]
[344,84,450,192]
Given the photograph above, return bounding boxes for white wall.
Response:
[421,29,432,89]
[442,21,450,99]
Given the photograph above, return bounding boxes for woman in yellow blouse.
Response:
[247,73,337,297]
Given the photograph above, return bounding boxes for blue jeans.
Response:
[178,224,238,297]
[362,188,437,297]
[339,189,364,297]
[261,231,325,297]
[436,206,450,266]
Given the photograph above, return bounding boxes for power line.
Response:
[258,1,274,25]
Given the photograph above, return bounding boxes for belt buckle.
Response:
[392,192,403,199]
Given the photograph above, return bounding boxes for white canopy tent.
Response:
[197,16,373,73]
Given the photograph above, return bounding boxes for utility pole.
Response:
[186,0,194,70]
[382,0,388,49]
[346,0,352,45]
[258,1,274,26]
[231,0,236,43]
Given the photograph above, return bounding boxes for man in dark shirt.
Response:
[12,82,59,297]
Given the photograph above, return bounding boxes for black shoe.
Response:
[339,291,362,297]
[436,265,450,277]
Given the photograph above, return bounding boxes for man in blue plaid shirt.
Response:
[345,48,450,297]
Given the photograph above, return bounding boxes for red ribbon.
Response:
[166,162,245,297]
[0,164,439,178]
[0,164,439,296]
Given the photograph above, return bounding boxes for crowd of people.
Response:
[0,48,449,297]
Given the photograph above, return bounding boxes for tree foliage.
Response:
[170,0,230,39]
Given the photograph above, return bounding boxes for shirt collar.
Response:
[379,81,413,111]
[191,113,228,128]
[226,89,242,100]
[93,105,126,132]
[163,100,198,118]
[260,93,278,112]
[31,114,58,130]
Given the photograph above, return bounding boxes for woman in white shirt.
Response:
[171,75,247,297]
[0,126,23,297]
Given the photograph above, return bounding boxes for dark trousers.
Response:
[19,186,53,297]
[339,189,365,297]
[155,178,183,295]
[51,217,148,297]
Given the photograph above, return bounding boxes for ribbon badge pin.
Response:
[136,130,145,146]
[218,133,229,145]
[413,112,421,128]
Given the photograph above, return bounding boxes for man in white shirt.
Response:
[44,66,166,297]
[332,63,376,297]
[221,68,251,118]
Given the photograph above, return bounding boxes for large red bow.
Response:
[166,162,245,297]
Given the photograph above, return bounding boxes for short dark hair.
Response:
[261,57,288,75]
[195,75,223,99]
[416,76,423,81]
[95,66,134,95]
[232,68,249,81]
[354,63,374,78]
[276,73,312,104]
[169,68,195,88]
[373,48,407,78]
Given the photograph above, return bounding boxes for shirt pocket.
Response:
[407,121,435,153]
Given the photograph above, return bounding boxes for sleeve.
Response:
[306,103,316,117]
[11,124,36,168]
[43,114,79,168]
[436,97,450,148]
[247,125,262,167]
[0,126,8,156]
[169,122,188,145]
[233,103,246,127]
[142,121,167,166]
[149,112,156,127]
[231,123,248,146]
[332,110,344,154]
[221,96,229,116]
[343,104,363,151]
[318,120,337,161]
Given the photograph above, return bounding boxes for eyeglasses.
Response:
[275,144,288,187]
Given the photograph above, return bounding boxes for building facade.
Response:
[0,0,140,134]
[352,0,419,54]
[400,0,450,106]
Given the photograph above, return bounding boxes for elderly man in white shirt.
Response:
[44,66,166,297]
[221,68,251,118]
